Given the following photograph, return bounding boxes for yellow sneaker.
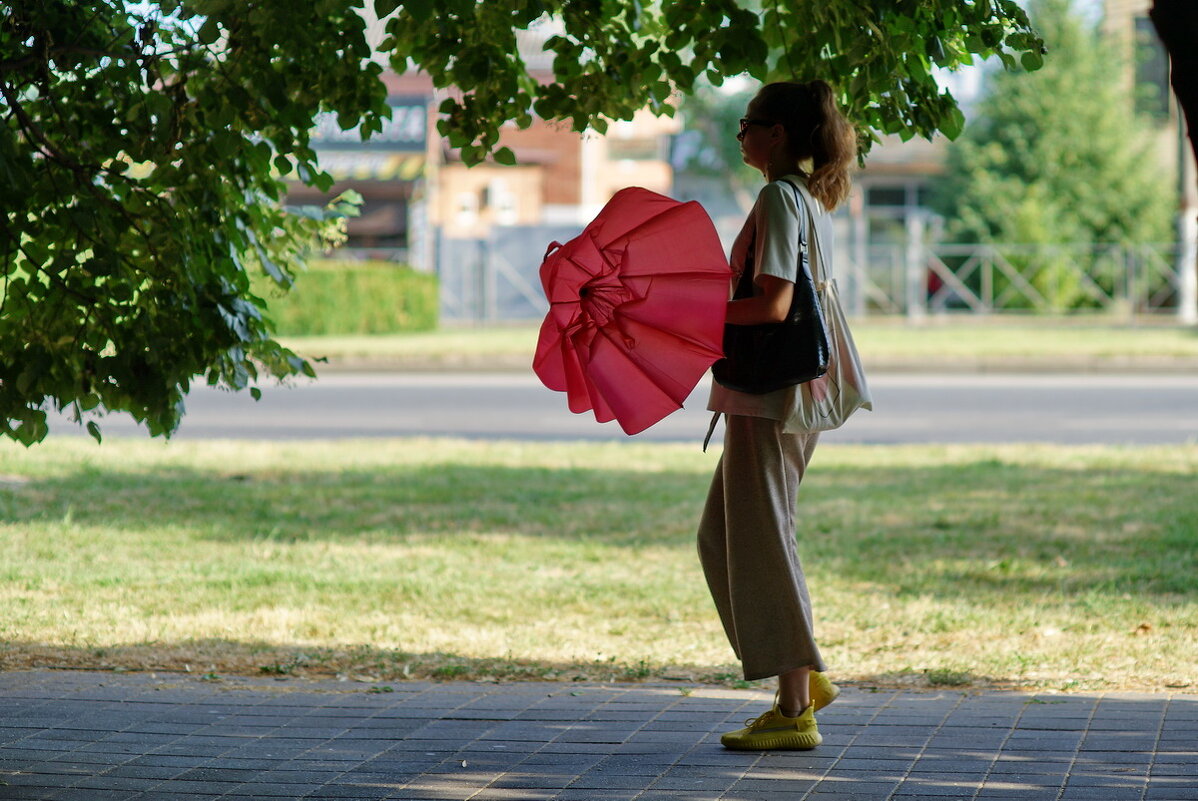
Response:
[720,699,822,751]
[810,671,840,711]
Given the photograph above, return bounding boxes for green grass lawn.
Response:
[853,318,1198,359]
[281,327,541,363]
[1,437,1195,692]
[280,319,1198,365]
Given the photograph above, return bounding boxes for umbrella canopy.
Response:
[533,187,730,435]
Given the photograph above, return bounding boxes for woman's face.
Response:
[737,98,781,173]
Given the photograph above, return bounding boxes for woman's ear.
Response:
[770,123,787,153]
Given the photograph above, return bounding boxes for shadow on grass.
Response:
[1,462,704,546]
[3,452,1196,690]
[5,455,1196,595]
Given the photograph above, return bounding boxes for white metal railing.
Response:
[329,234,1195,323]
[841,240,1191,319]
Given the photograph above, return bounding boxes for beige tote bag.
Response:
[783,182,873,433]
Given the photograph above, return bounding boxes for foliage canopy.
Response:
[1,0,1044,444]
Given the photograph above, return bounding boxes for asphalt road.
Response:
[45,371,1198,445]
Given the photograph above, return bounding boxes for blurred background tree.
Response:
[932,0,1174,308]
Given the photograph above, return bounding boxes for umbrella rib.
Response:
[591,324,693,402]
[613,268,731,280]
[615,292,727,355]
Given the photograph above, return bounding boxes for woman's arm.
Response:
[725,179,802,326]
[724,274,794,325]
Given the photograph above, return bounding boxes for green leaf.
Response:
[402,0,432,18]
[941,105,966,140]
[312,170,335,192]
[493,146,516,165]
[197,19,221,45]
[86,421,102,444]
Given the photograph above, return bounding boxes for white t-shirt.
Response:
[708,174,833,420]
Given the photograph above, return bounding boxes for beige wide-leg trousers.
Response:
[697,414,826,681]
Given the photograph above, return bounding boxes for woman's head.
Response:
[738,81,857,211]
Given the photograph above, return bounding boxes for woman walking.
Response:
[697,80,857,750]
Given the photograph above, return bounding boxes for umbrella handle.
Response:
[542,241,563,262]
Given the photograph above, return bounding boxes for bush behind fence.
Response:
[255,260,438,336]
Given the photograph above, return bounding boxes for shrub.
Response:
[255,260,438,335]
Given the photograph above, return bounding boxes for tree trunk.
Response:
[1150,0,1198,172]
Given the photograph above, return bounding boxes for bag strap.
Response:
[779,178,828,286]
[784,178,845,404]
[734,179,813,301]
[702,411,721,452]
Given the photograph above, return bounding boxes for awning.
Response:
[315,152,426,181]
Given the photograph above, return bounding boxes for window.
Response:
[1134,16,1170,121]
[455,192,478,228]
[866,186,908,207]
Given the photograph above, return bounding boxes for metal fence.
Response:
[437,225,580,324]
[430,228,1193,323]
[846,242,1186,318]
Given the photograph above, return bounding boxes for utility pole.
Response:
[904,211,927,322]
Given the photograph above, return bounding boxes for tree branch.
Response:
[3,78,173,274]
[0,46,143,74]
[0,81,78,167]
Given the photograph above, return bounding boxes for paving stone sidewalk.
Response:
[0,670,1194,801]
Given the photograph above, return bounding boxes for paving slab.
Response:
[0,670,1195,800]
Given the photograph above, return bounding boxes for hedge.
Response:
[255,260,439,335]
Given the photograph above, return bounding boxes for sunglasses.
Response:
[737,117,775,140]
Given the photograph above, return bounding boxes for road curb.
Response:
[309,355,1198,374]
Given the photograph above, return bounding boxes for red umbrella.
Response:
[533,187,730,435]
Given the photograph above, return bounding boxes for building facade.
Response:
[287,67,678,273]
[286,4,1194,321]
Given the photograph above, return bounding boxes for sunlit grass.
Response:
[852,318,1198,359]
[1,437,1195,691]
[279,319,1198,365]
[281,327,540,364]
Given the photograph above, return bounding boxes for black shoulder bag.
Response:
[711,179,830,394]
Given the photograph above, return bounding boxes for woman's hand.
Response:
[724,275,794,325]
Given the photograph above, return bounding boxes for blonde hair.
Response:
[754,81,856,211]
